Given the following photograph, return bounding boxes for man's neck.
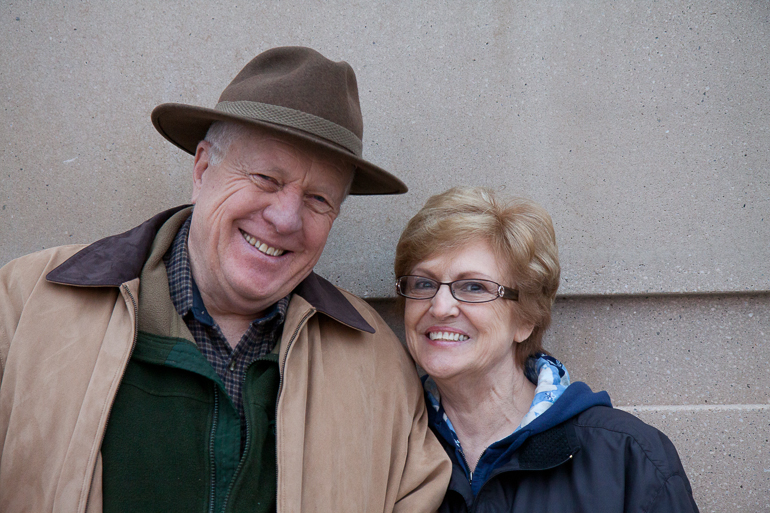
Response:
[209,313,253,349]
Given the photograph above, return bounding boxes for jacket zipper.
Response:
[219,356,260,512]
[221,309,313,512]
[468,448,488,485]
[82,284,140,513]
[468,451,576,513]
[457,445,485,486]
[273,309,314,513]
[208,387,220,513]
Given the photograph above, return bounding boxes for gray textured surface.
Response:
[374,293,770,407]
[2,1,769,296]
[2,2,769,510]
[546,293,770,406]
[625,407,770,513]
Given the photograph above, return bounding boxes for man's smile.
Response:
[239,229,286,257]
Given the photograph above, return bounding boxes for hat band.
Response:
[215,100,363,156]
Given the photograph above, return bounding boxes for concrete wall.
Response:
[2,1,768,510]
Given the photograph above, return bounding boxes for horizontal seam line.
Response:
[616,404,770,412]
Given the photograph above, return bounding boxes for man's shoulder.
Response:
[334,287,401,341]
[297,280,417,364]
[1,245,88,283]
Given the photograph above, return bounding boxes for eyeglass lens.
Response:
[398,276,500,303]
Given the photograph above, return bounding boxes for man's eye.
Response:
[310,194,329,205]
[307,194,335,213]
[252,174,280,188]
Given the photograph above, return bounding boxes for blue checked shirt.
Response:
[163,216,289,431]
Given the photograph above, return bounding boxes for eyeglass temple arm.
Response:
[499,286,519,301]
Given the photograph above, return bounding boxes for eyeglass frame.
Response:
[395,275,519,303]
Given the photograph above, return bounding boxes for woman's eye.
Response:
[458,281,489,294]
[413,279,437,290]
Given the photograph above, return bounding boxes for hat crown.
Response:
[218,47,364,140]
[151,46,407,194]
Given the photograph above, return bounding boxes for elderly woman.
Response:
[394,187,699,512]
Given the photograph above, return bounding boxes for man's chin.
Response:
[231,279,298,310]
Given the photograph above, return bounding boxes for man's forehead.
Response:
[225,129,353,191]
[233,126,350,169]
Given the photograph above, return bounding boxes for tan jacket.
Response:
[0,207,451,513]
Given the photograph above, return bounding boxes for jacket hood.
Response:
[480,381,611,469]
[46,206,374,334]
[513,381,612,445]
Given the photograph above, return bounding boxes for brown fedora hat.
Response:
[151,46,406,195]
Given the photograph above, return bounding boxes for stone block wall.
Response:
[3,1,768,510]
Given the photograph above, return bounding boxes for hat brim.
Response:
[151,103,407,195]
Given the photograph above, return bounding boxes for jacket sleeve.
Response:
[393,377,452,513]
[0,256,39,382]
[649,473,701,513]
[0,248,77,382]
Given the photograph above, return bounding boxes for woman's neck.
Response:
[435,362,536,473]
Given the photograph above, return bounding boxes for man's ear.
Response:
[191,140,212,204]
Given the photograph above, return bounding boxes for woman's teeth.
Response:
[241,230,284,256]
[428,332,469,342]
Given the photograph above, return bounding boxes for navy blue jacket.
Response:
[433,383,700,512]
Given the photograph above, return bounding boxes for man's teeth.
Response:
[241,231,284,256]
[428,332,469,342]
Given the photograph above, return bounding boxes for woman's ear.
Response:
[513,323,535,343]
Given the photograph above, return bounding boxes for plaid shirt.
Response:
[163,216,289,429]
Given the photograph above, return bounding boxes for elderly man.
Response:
[0,47,450,512]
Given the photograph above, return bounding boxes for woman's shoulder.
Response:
[571,405,688,478]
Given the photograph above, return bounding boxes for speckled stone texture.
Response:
[546,294,770,406]
[623,407,769,513]
[2,1,769,296]
[3,1,769,511]
[369,293,770,511]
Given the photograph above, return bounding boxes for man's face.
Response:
[188,129,353,318]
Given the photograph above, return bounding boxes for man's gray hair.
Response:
[204,121,251,166]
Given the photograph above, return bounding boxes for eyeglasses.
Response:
[396,275,519,303]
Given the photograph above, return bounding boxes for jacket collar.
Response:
[443,419,581,505]
[46,205,374,334]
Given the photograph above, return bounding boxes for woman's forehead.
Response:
[412,241,507,281]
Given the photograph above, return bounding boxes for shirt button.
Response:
[229,361,236,371]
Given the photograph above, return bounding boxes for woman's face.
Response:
[404,240,534,384]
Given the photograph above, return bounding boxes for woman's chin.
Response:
[417,357,469,383]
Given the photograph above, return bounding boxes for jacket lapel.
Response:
[46,206,190,287]
[293,273,374,333]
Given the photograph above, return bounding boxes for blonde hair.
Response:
[394,186,560,368]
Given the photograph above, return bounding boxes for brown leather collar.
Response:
[47,206,374,333]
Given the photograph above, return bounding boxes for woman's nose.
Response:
[429,284,460,318]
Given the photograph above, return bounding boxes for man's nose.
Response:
[429,284,460,318]
[262,189,304,234]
